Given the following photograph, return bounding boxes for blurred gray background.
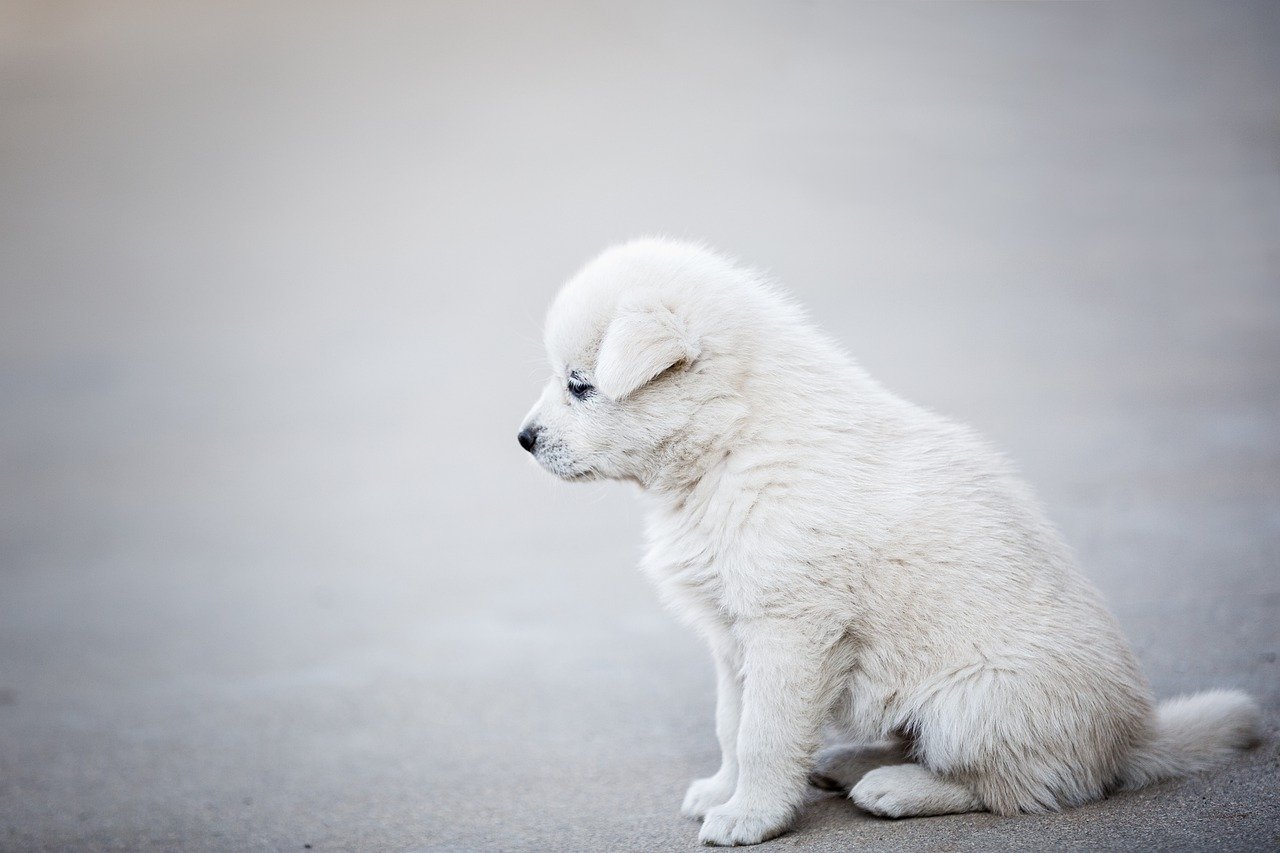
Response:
[2,2,1278,851]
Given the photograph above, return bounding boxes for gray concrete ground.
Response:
[2,2,1278,851]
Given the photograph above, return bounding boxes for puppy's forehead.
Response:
[544,273,618,373]
[544,241,683,372]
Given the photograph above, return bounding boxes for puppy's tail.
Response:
[1118,689,1261,789]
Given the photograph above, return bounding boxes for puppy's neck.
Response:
[642,446,733,503]
[635,390,750,498]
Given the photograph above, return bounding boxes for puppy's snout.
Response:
[517,424,541,453]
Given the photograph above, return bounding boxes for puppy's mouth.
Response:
[531,447,597,482]
[542,459,597,482]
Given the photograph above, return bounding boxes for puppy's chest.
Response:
[640,511,735,619]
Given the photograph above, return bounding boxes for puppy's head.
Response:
[519,240,748,486]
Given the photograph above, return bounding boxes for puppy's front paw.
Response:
[682,772,736,819]
[698,801,793,846]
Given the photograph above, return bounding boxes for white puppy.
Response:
[518,239,1259,846]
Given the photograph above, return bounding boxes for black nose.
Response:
[517,425,540,453]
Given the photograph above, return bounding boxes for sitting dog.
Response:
[518,239,1259,846]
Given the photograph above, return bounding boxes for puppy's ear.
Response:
[595,302,699,400]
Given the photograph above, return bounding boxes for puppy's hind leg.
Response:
[850,765,983,818]
[809,740,911,793]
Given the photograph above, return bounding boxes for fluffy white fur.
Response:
[519,239,1260,846]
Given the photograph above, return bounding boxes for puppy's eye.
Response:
[567,375,594,400]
